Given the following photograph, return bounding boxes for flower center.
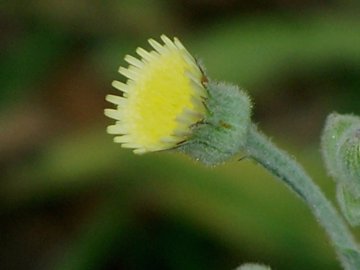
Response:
[122,50,198,150]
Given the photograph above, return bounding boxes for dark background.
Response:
[1,1,360,269]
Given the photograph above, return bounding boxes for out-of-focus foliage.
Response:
[1,1,360,269]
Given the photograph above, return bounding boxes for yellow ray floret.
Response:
[105,35,208,154]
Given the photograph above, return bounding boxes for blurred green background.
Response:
[1,1,360,269]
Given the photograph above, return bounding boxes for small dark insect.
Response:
[238,155,248,162]
[201,74,208,86]
[219,120,232,129]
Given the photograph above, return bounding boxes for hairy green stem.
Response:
[245,124,360,269]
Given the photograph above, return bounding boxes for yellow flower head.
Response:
[105,35,207,154]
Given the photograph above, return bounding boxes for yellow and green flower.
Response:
[105,35,251,165]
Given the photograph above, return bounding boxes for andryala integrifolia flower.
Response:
[105,35,251,165]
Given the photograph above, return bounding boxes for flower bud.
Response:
[321,113,360,226]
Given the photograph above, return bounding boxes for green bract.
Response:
[177,81,252,166]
